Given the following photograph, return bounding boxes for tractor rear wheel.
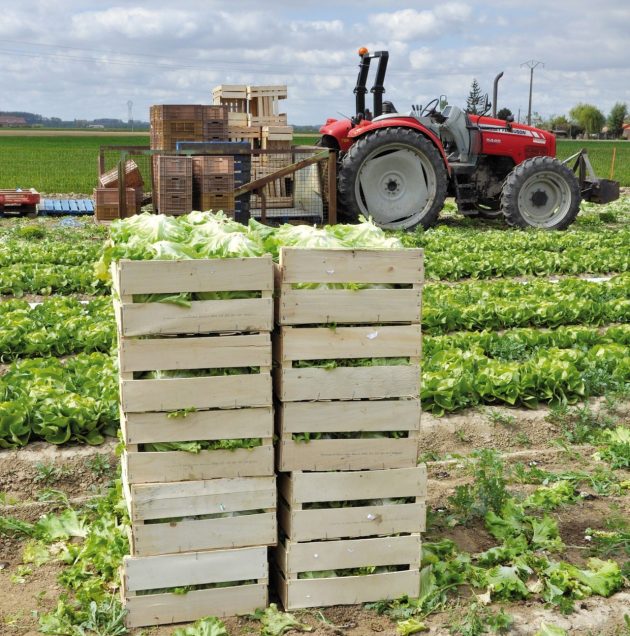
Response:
[338,127,448,230]
[501,156,580,229]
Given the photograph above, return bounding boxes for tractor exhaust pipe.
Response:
[492,72,504,118]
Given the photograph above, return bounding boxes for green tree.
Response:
[569,103,605,135]
[497,107,513,120]
[466,79,484,114]
[607,102,627,138]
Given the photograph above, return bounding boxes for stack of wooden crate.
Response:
[113,256,276,628]
[212,85,290,147]
[192,155,236,214]
[272,247,426,609]
[154,155,193,216]
[150,105,228,151]
[94,159,144,221]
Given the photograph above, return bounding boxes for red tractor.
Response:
[320,49,619,230]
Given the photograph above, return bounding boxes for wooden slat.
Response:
[129,476,276,520]
[280,500,426,542]
[131,512,276,556]
[123,546,267,591]
[279,248,423,284]
[122,408,273,444]
[121,374,272,412]
[279,569,419,609]
[124,583,267,628]
[282,467,427,504]
[116,297,273,336]
[282,535,421,572]
[277,438,419,472]
[276,365,419,401]
[279,288,422,325]
[279,325,421,361]
[123,445,274,484]
[279,400,419,433]
[115,256,273,295]
[119,333,271,373]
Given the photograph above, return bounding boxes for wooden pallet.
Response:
[123,475,276,556]
[278,467,426,542]
[122,546,268,628]
[274,534,421,609]
[112,257,274,337]
[276,248,423,325]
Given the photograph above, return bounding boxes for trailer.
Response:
[0,189,40,217]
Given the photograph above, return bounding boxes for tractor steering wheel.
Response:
[421,98,440,117]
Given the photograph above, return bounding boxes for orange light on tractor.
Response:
[358,47,369,56]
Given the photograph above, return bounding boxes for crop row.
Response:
[422,342,629,415]
[0,264,105,296]
[424,274,630,334]
[0,240,103,268]
[0,353,118,447]
[0,297,113,360]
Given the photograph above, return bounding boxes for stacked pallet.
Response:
[273,247,426,609]
[154,155,193,216]
[113,256,276,628]
[150,105,228,151]
[95,160,144,221]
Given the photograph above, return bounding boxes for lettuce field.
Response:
[0,201,629,635]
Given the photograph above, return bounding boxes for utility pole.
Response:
[521,60,544,126]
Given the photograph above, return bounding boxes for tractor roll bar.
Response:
[354,50,389,119]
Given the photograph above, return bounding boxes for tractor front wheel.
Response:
[338,127,448,230]
[501,156,580,230]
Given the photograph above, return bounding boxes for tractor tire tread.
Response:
[501,156,581,230]
[338,126,448,230]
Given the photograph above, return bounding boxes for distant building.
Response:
[0,116,27,127]
[623,124,630,140]
[87,124,105,129]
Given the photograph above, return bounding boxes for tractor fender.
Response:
[347,118,451,174]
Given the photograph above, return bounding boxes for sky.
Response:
[0,0,628,125]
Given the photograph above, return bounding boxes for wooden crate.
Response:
[278,467,426,542]
[122,546,268,628]
[213,85,248,102]
[111,257,274,337]
[274,534,421,609]
[123,475,276,556]
[262,125,293,142]
[274,324,421,400]
[94,187,141,221]
[99,160,144,188]
[276,248,423,325]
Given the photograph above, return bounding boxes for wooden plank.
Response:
[116,256,273,295]
[124,583,267,628]
[282,535,421,572]
[279,325,421,361]
[284,467,427,504]
[116,297,273,336]
[279,248,424,284]
[280,569,420,609]
[279,288,422,325]
[122,407,273,445]
[277,438,419,472]
[119,333,271,373]
[281,500,426,542]
[123,546,267,591]
[279,400,419,433]
[276,365,419,402]
[124,445,274,483]
[129,476,276,521]
[131,512,276,556]
[121,373,272,412]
